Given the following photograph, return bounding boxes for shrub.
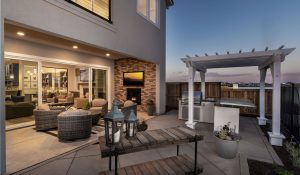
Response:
[274,167,294,175]
[285,140,300,168]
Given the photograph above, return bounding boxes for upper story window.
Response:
[66,0,111,23]
[137,0,160,27]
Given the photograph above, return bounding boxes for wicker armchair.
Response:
[73,98,89,109]
[57,110,92,141]
[34,109,64,131]
[90,98,108,115]
[121,100,137,119]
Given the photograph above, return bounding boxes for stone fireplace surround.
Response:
[114,58,156,112]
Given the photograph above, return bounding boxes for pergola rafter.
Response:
[181,47,295,146]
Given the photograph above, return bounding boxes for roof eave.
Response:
[166,0,174,9]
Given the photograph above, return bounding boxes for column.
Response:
[268,55,285,146]
[257,68,267,125]
[0,0,6,173]
[107,67,112,110]
[200,72,206,100]
[186,66,196,129]
[88,67,93,102]
[37,61,43,106]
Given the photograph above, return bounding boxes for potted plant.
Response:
[137,120,148,131]
[146,99,155,116]
[214,122,240,159]
[83,101,91,110]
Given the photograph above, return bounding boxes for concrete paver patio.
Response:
[9,110,281,175]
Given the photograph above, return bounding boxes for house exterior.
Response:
[0,0,173,173]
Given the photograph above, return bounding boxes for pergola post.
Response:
[186,65,196,129]
[257,68,267,125]
[0,0,6,173]
[268,55,285,146]
[200,72,205,100]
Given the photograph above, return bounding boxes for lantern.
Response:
[125,109,138,139]
[104,100,124,147]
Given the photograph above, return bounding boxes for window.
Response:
[66,0,111,22]
[137,0,159,26]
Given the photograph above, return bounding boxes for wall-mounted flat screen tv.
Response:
[123,71,144,86]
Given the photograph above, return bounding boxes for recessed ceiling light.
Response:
[73,45,78,49]
[17,32,25,36]
[106,53,110,57]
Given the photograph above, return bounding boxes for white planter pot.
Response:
[214,135,239,159]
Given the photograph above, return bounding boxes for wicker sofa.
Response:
[34,109,63,131]
[57,110,92,141]
[6,102,35,119]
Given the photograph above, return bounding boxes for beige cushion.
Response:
[58,110,90,117]
[74,98,89,109]
[123,100,135,107]
[49,106,66,111]
[38,104,50,111]
[89,107,103,114]
[90,107,102,110]
[92,99,107,107]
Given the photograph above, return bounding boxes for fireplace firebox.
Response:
[126,88,141,105]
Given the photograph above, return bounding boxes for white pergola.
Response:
[181,47,295,146]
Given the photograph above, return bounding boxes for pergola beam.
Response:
[182,59,206,73]
[192,62,206,73]
[181,48,295,63]
[258,55,285,70]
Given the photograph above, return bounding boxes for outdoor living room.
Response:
[5,53,156,174]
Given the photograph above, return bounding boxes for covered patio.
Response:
[181,47,295,146]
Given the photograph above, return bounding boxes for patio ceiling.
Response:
[4,22,128,60]
[181,48,295,71]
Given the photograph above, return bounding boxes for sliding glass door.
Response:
[92,68,107,99]
[4,58,39,124]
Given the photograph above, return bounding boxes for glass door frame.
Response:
[4,53,41,106]
[90,67,108,101]
[5,52,112,109]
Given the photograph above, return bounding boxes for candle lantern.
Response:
[125,109,138,139]
[104,100,124,147]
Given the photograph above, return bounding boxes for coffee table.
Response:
[48,102,74,110]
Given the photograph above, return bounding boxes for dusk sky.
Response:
[166,0,300,83]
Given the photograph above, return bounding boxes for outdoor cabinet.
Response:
[178,100,215,123]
